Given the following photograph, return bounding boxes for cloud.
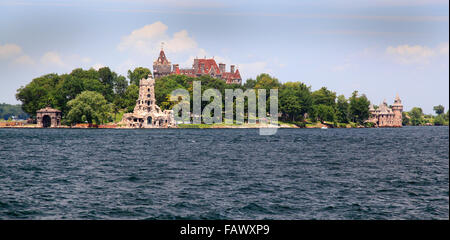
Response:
[0,43,22,59]
[165,30,197,53]
[92,63,106,70]
[238,61,272,79]
[386,43,448,64]
[118,21,197,56]
[13,55,35,65]
[40,51,65,67]
[438,42,449,55]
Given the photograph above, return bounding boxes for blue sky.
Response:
[0,0,448,113]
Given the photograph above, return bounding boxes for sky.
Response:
[0,0,448,114]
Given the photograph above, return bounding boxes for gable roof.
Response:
[154,50,170,64]
[196,59,221,74]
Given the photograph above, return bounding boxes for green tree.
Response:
[402,112,410,126]
[348,91,370,124]
[15,73,61,116]
[113,75,128,96]
[434,114,445,126]
[155,75,191,110]
[66,91,112,124]
[0,103,29,120]
[312,104,335,123]
[243,79,256,89]
[409,107,423,126]
[128,67,151,86]
[433,105,445,115]
[97,67,116,101]
[254,73,282,91]
[311,87,336,107]
[254,74,282,115]
[336,95,349,123]
[122,84,139,112]
[279,82,312,121]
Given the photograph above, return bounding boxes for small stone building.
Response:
[120,75,176,128]
[367,95,403,127]
[36,107,62,128]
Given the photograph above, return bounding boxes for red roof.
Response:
[196,59,221,74]
[170,57,241,84]
[222,69,241,83]
[155,50,169,64]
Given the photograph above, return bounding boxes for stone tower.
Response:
[120,74,175,128]
[392,94,403,127]
[134,76,157,114]
[153,48,171,79]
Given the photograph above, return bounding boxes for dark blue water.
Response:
[0,127,448,219]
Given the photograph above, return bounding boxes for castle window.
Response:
[147,94,150,98]
[148,88,150,92]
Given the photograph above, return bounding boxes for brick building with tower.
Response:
[153,48,242,84]
[367,94,403,127]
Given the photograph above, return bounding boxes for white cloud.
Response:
[118,21,197,56]
[165,30,197,53]
[438,42,449,56]
[0,43,22,59]
[92,63,105,70]
[386,43,448,65]
[40,51,65,67]
[82,57,91,63]
[238,61,271,79]
[13,55,35,65]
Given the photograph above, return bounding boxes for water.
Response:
[0,127,448,219]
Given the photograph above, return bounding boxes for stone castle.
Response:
[120,75,176,128]
[367,95,403,127]
[153,49,242,84]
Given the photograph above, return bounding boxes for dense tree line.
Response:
[403,105,449,126]
[16,67,373,126]
[16,67,142,124]
[0,103,29,120]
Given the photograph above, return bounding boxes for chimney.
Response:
[193,58,199,69]
[230,65,235,73]
[219,63,225,73]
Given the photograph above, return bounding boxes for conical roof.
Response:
[155,49,169,64]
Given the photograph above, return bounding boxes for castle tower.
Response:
[153,46,171,79]
[391,94,403,127]
[120,74,175,128]
[134,75,159,114]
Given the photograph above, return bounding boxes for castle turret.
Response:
[134,74,158,113]
[369,104,375,113]
[120,74,175,128]
[391,94,403,127]
[153,48,171,79]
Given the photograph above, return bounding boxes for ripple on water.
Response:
[0,127,448,219]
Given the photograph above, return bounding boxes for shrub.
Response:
[294,121,306,128]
